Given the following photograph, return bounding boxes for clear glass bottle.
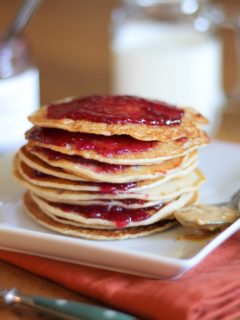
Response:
[111,0,225,136]
[0,35,39,153]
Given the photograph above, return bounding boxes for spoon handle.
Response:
[231,188,240,209]
[4,0,44,41]
[18,293,136,320]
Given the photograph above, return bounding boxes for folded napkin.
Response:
[0,233,240,320]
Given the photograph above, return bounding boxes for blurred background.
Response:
[0,0,117,102]
[0,0,240,150]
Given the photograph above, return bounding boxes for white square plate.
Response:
[0,141,240,279]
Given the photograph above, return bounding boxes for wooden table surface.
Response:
[0,1,240,319]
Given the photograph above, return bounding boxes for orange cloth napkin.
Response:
[0,233,240,320]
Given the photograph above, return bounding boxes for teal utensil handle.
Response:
[21,294,136,320]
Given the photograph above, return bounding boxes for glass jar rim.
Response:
[123,0,206,6]
[0,36,31,78]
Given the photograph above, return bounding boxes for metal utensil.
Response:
[174,188,240,230]
[0,287,136,320]
[214,188,240,209]
[2,0,44,42]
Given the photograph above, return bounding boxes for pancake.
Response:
[58,199,165,209]
[24,192,177,240]
[17,154,198,193]
[13,94,210,240]
[26,127,210,165]
[31,191,197,228]
[18,145,195,209]
[28,95,208,142]
[14,165,204,202]
[19,146,87,181]
[25,145,198,183]
[16,157,95,191]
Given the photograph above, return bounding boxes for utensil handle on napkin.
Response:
[21,294,136,320]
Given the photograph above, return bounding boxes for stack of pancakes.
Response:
[13,95,209,240]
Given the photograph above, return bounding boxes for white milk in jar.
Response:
[0,69,39,152]
[0,36,39,153]
[111,1,225,135]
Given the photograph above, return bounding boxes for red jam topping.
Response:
[98,182,137,194]
[31,146,127,173]
[32,169,50,178]
[114,199,148,205]
[52,202,164,228]
[47,95,184,126]
[28,127,157,157]
[176,137,188,143]
[83,199,149,205]
[30,166,136,194]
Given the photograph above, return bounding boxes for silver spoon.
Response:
[0,287,136,320]
[174,188,240,231]
[2,0,44,43]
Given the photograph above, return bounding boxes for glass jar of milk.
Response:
[111,0,225,136]
[0,36,39,153]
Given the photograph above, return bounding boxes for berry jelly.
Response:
[29,127,157,157]
[52,202,162,228]
[31,146,127,173]
[29,165,137,194]
[47,95,184,126]
[98,181,137,194]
